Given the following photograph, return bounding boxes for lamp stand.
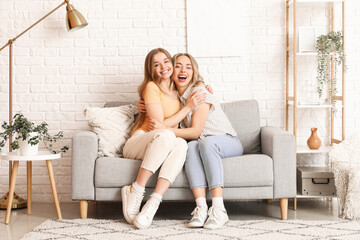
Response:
[0,0,87,210]
[0,40,26,210]
[0,0,68,210]
[0,193,27,209]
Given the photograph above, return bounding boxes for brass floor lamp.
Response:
[0,0,87,209]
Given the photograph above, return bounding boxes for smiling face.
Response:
[152,52,173,81]
[173,55,193,91]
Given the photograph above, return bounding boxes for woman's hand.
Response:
[205,84,214,94]
[149,118,167,131]
[186,90,206,111]
[137,99,146,113]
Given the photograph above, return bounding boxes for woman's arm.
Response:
[136,90,206,127]
[150,103,210,140]
[145,90,206,127]
[163,90,205,127]
[137,86,212,114]
[171,103,210,139]
[136,99,146,113]
[145,93,207,130]
[146,103,165,123]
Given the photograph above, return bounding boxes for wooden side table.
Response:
[0,151,62,224]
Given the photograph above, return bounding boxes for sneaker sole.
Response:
[121,187,133,224]
[187,223,204,228]
[203,219,228,229]
[133,216,149,229]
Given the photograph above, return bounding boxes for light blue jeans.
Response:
[185,134,244,190]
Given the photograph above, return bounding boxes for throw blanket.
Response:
[329,134,360,220]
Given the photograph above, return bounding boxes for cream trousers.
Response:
[123,129,188,184]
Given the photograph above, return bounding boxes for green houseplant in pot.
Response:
[316,31,346,106]
[0,113,69,156]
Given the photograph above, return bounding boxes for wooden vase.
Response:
[307,128,321,149]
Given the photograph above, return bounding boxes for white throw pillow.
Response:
[84,105,138,157]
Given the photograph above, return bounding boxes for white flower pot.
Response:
[19,133,39,156]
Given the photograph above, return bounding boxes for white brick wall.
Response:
[0,0,359,202]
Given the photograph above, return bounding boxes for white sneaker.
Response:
[133,199,159,229]
[187,206,208,228]
[203,206,229,229]
[121,185,144,224]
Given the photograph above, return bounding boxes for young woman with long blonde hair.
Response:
[148,53,244,229]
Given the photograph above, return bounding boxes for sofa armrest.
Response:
[72,131,98,201]
[261,126,296,198]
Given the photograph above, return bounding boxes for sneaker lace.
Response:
[191,207,202,219]
[131,193,143,215]
[207,207,220,222]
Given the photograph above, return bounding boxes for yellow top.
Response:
[138,81,181,132]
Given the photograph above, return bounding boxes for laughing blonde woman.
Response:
[148,53,244,229]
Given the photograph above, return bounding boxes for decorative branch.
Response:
[316,31,346,109]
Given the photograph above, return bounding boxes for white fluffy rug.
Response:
[329,134,360,219]
[21,218,360,240]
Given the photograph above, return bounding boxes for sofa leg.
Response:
[267,199,272,204]
[280,198,288,220]
[80,200,88,219]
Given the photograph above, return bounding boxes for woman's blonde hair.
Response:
[130,48,173,135]
[172,53,204,90]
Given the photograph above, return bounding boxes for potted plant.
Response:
[316,31,346,106]
[0,113,69,156]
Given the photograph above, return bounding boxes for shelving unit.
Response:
[285,0,346,210]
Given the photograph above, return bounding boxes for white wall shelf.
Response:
[287,50,335,56]
[291,0,343,3]
[296,145,332,154]
[289,0,344,7]
[288,103,332,108]
[296,52,317,56]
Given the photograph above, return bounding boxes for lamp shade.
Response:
[66,4,88,31]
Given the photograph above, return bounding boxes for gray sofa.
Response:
[72,100,296,220]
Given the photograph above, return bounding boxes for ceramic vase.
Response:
[19,132,39,156]
[307,128,321,149]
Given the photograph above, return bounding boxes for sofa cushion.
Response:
[221,100,261,154]
[94,157,189,188]
[223,154,273,187]
[95,154,273,189]
[84,105,138,157]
